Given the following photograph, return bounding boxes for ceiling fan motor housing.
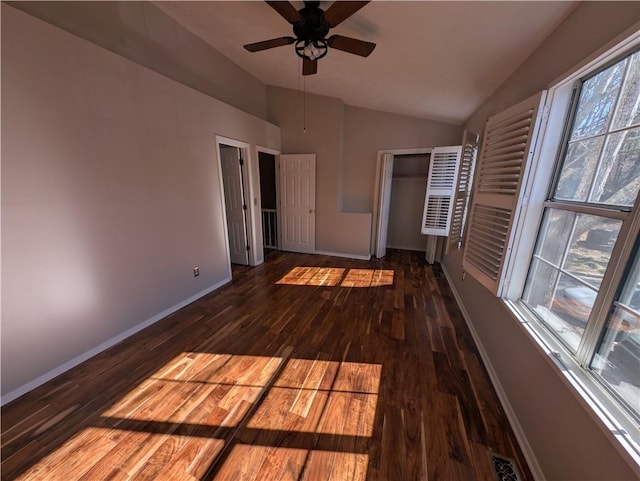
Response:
[244,1,375,75]
[293,3,331,60]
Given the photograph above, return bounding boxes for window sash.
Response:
[522,204,629,354]
[576,198,640,364]
[547,50,640,209]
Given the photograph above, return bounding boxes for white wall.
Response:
[443,3,640,480]
[1,4,280,400]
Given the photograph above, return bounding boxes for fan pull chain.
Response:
[303,75,307,133]
[297,56,301,96]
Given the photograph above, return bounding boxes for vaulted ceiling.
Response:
[156,1,578,124]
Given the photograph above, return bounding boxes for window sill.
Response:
[504,299,640,470]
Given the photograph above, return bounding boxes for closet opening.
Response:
[374,149,433,259]
[387,154,431,251]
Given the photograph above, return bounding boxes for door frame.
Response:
[215,135,258,269]
[375,153,394,258]
[256,145,282,254]
[371,148,433,257]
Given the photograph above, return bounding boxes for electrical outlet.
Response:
[193,266,200,277]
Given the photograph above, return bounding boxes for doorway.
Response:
[258,151,278,252]
[373,149,432,258]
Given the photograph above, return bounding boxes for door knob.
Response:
[309,209,315,214]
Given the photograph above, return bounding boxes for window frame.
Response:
[497,29,640,466]
[526,48,640,360]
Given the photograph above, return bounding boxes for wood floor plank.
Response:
[400,399,427,481]
[1,249,534,481]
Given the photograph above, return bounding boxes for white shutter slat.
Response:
[446,130,479,254]
[421,146,462,236]
[462,91,547,295]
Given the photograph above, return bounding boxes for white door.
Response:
[220,145,249,265]
[375,153,394,258]
[280,154,316,254]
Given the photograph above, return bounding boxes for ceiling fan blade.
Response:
[328,35,376,57]
[266,1,302,24]
[323,1,369,27]
[303,57,317,76]
[244,37,296,52]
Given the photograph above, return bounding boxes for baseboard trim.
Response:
[386,244,426,252]
[440,264,545,481]
[1,277,231,406]
[314,250,371,261]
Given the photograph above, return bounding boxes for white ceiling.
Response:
[155,1,577,125]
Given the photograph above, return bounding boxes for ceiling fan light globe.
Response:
[303,44,314,59]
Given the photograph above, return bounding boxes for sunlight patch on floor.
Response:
[276,267,394,287]
[214,445,368,481]
[102,353,284,427]
[32,353,382,480]
[341,269,394,287]
[248,359,381,436]
[276,267,346,286]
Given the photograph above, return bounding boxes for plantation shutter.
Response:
[462,91,547,296]
[446,130,479,254]
[421,145,462,236]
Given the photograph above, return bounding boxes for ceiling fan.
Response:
[244,1,376,76]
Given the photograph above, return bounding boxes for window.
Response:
[460,35,640,462]
[521,49,640,422]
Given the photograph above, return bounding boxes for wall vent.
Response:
[488,452,522,481]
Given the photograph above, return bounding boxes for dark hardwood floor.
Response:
[1,249,533,480]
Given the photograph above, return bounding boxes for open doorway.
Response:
[258,151,278,253]
[216,139,286,271]
[255,150,317,257]
[387,154,431,250]
[373,148,432,258]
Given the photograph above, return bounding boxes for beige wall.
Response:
[465,2,640,133]
[443,3,640,480]
[343,106,461,214]
[267,86,368,256]
[12,1,462,259]
[268,87,461,256]
[1,5,280,399]
[7,1,268,120]
[7,4,639,477]
[387,179,428,251]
